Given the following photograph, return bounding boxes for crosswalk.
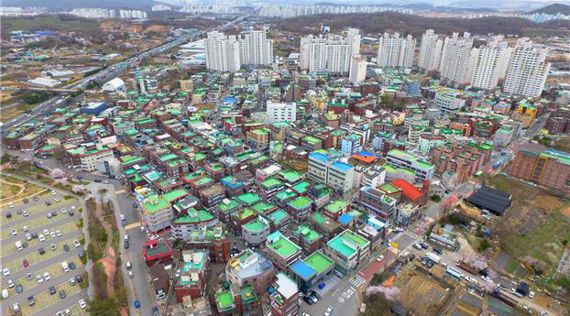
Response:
[349,274,367,288]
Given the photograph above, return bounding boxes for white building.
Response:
[266,102,297,123]
[307,151,354,194]
[205,31,240,72]
[376,32,415,68]
[470,36,511,90]
[239,29,274,66]
[439,32,474,85]
[299,29,361,74]
[349,55,367,83]
[77,145,114,172]
[503,38,550,98]
[418,29,443,72]
[385,149,435,182]
[102,77,126,92]
[433,90,466,114]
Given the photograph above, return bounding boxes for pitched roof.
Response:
[391,178,423,201]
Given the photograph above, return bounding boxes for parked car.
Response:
[79,299,87,309]
[75,275,84,283]
[38,247,45,255]
[73,240,81,247]
[27,295,35,306]
[69,262,76,270]
[324,306,334,316]
[22,259,29,268]
[15,284,23,294]
[49,286,56,295]
[59,290,67,299]
[63,244,70,252]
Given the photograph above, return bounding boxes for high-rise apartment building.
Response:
[376,32,416,68]
[349,55,367,83]
[418,29,443,72]
[299,29,361,74]
[205,31,240,72]
[503,38,550,97]
[239,29,274,66]
[470,36,512,90]
[439,32,474,85]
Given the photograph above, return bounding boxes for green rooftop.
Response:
[162,188,188,202]
[173,209,215,224]
[274,189,298,201]
[261,177,283,190]
[292,181,311,194]
[324,200,349,214]
[143,195,171,214]
[216,291,234,311]
[267,231,301,259]
[279,170,302,183]
[267,209,289,225]
[218,199,241,213]
[304,251,334,274]
[237,192,262,206]
[327,230,369,258]
[288,196,312,210]
[252,201,275,214]
[242,217,268,233]
[294,225,321,243]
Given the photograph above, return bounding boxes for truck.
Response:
[425,252,441,264]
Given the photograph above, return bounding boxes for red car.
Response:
[22,259,29,268]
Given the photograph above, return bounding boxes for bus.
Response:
[446,267,464,280]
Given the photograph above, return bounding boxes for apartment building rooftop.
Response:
[327,229,369,258]
[266,231,301,259]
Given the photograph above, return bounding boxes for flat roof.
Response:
[237,192,262,206]
[290,260,316,281]
[304,251,335,275]
[274,272,298,299]
[267,231,301,259]
[288,196,312,210]
[242,217,268,233]
[216,291,234,310]
[173,209,215,224]
[327,229,369,258]
[143,195,171,214]
[324,200,348,214]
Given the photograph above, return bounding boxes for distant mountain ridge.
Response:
[531,4,570,15]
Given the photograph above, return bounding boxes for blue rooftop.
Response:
[309,152,329,163]
[338,213,354,225]
[290,260,317,281]
[331,161,353,172]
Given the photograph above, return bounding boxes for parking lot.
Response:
[0,187,89,316]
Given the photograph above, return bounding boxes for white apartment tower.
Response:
[376,32,416,68]
[418,29,443,72]
[503,38,550,98]
[470,36,512,90]
[299,29,361,74]
[439,32,474,85]
[349,55,367,83]
[239,29,274,66]
[205,31,240,72]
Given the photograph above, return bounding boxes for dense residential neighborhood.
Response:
[1,2,569,316]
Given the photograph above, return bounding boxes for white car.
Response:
[529,291,535,299]
[39,234,46,242]
[324,306,334,316]
[23,211,29,217]
[43,272,51,281]
[376,255,385,262]
[61,208,67,214]
[128,271,134,278]
[73,240,81,248]
[9,203,14,208]
[51,191,56,195]
[7,279,14,288]
[50,232,56,238]
[36,275,44,283]
[3,267,10,276]
[56,230,62,237]
[23,226,29,232]
[43,228,49,235]
[79,299,87,309]
[11,229,17,236]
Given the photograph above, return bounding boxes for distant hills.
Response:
[531,4,570,15]
[274,11,570,37]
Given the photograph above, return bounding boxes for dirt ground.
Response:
[395,266,451,316]
[486,174,570,276]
